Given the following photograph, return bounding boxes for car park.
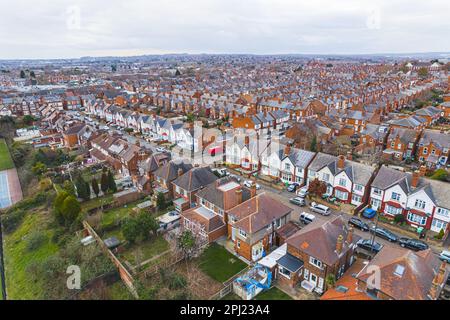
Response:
[356,239,384,254]
[370,226,399,242]
[309,202,331,216]
[348,217,370,231]
[439,250,450,263]
[398,238,429,251]
[287,183,300,193]
[289,197,306,207]
[299,212,316,225]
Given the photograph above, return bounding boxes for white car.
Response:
[439,250,450,263]
[244,180,261,190]
[296,186,309,198]
[156,147,166,153]
[310,202,331,216]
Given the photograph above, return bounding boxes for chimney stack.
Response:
[346,151,353,161]
[429,262,447,300]
[177,168,184,177]
[235,187,243,205]
[336,235,344,254]
[250,183,257,198]
[338,155,345,170]
[412,170,420,188]
[346,227,354,244]
[419,165,427,177]
[244,135,250,146]
[284,144,291,157]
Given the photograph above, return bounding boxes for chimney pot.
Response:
[346,227,354,244]
[412,171,420,188]
[284,144,291,157]
[338,155,346,169]
[244,135,250,146]
[336,235,344,254]
[419,165,427,177]
[235,187,243,204]
[177,168,184,177]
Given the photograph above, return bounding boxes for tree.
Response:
[418,67,429,79]
[100,172,109,194]
[53,191,69,224]
[32,162,47,176]
[177,230,198,260]
[62,180,76,197]
[75,176,90,201]
[310,135,318,152]
[23,115,35,126]
[394,214,406,224]
[430,169,449,182]
[30,71,36,78]
[122,218,141,244]
[325,274,336,288]
[91,177,100,197]
[136,211,159,239]
[20,70,26,78]
[436,228,445,240]
[156,192,167,210]
[107,170,117,193]
[61,196,81,226]
[308,179,327,197]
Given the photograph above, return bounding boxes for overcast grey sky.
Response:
[1,0,449,59]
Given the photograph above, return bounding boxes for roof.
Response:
[172,166,218,192]
[277,253,304,273]
[258,243,287,269]
[286,215,361,266]
[356,247,447,300]
[153,160,193,182]
[229,193,293,234]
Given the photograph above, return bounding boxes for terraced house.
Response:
[417,129,450,168]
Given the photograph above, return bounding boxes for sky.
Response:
[0,0,449,59]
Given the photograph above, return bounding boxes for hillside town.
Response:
[0,54,450,301]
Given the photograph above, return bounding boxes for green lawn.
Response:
[3,211,59,299]
[81,194,114,211]
[119,236,169,266]
[254,287,293,300]
[0,139,14,171]
[198,243,247,283]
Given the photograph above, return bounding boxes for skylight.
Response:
[394,264,405,277]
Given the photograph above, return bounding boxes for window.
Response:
[285,163,291,171]
[279,266,291,279]
[352,194,362,203]
[432,219,448,231]
[414,199,426,210]
[309,257,323,269]
[239,229,247,238]
[371,198,381,209]
[431,149,436,155]
[423,147,428,155]
[304,269,309,280]
[323,173,330,182]
[335,189,348,201]
[391,192,401,201]
[236,239,241,249]
[372,188,382,196]
[437,208,449,217]
[407,212,427,225]
[339,178,346,187]
[354,184,363,192]
[385,205,402,215]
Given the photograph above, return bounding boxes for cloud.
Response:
[0,0,449,58]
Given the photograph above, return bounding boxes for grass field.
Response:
[3,210,59,299]
[120,236,169,266]
[198,243,247,283]
[254,287,293,300]
[0,139,14,171]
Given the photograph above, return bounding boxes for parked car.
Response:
[213,168,229,177]
[370,226,399,242]
[439,250,450,263]
[398,237,429,251]
[230,175,241,182]
[296,186,309,198]
[168,211,180,217]
[348,217,370,231]
[243,180,261,189]
[156,147,166,153]
[299,212,316,225]
[289,197,306,207]
[310,202,331,216]
[356,239,384,254]
[287,183,300,193]
[362,208,377,219]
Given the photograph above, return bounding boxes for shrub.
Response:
[168,274,187,290]
[26,232,47,252]
[436,229,445,240]
[394,214,406,224]
[1,209,26,233]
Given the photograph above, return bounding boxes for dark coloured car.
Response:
[356,239,384,254]
[348,217,370,232]
[398,238,429,251]
[287,183,300,193]
[370,226,399,242]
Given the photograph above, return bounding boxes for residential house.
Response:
[417,129,450,168]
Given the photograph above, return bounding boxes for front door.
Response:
[310,273,318,287]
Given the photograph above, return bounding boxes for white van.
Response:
[310,202,331,216]
[299,212,316,225]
